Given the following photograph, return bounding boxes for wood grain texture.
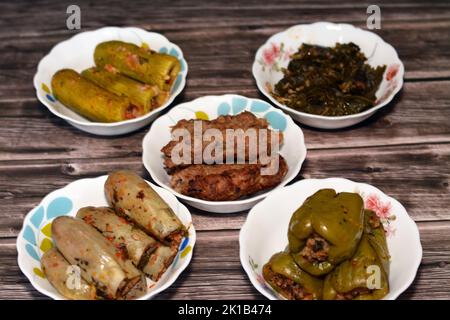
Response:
[1,1,450,101]
[0,0,449,300]
[1,143,449,238]
[2,221,450,300]
[1,81,450,162]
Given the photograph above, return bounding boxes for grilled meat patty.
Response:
[161,111,283,172]
[170,155,288,201]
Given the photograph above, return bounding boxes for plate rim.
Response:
[142,93,307,209]
[239,177,422,300]
[16,174,196,300]
[32,26,188,128]
[252,21,405,121]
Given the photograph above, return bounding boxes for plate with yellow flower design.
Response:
[142,94,307,213]
[33,26,187,136]
[17,175,195,300]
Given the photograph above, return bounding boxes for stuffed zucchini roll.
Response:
[81,67,161,114]
[94,41,181,91]
[288,189,364,276]
[52,216,146,300]
[263,252,323,300]
[41,248,97,300]
[104,170,186,245]
[51,69,144,122]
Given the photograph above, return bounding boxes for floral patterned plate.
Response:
[33,26,188,136]
[142,94,307,213]
[17,175,195,300]
[240,178,422,300]
[252,22,404,129]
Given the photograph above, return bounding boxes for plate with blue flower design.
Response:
[33,26,188,136]
[142,94,307,213]
[17,175,195,300]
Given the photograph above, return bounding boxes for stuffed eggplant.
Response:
[94,41,181,91]
[263,252,323,300]
[41,247,97,300]
[76,206,159,269]
[81,67,161,114]
[76,206,176,281]
[104,170,186,245]
[143,245,178,281]
[288,189,364,276]
[51,69,144,122]
[52,216,146,300]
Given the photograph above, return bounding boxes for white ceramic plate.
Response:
[142,94,307,213]
[17,175,195,300]
[240,178,422,300]
[253,22,404,129]
[33,26,188,136]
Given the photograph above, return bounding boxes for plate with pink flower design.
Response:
[252,22,404,129]
[240,178,422,300]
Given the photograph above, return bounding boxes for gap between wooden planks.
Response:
[1,220,449,299]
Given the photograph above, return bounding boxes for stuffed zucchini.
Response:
[51,69,144,122]
[94,41,181,91]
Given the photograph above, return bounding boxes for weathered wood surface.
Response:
[2,80,450,162]
[0,0,449,300]
[1,221,450,300]
[1,143,450,239]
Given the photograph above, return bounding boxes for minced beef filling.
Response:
[300,234,330,263]
[264,265,313,300]
[336,287,370,300]
[368,214,381,229]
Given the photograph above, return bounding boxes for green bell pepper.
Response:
[322,210,390,300]
[364,209,390,275]
[288,189,365,276]
[263,252,323,300]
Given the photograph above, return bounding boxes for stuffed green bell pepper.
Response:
[288,189,365,276]
[263,252,323,300]
[323,210,390,300]
[364,209,390,275]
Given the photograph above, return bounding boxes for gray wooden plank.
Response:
[0,142,449,238]
[0,0,449,301]
[0,2,449,103]
[1,81,450,162]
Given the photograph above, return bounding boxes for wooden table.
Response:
[1,0,449,300]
